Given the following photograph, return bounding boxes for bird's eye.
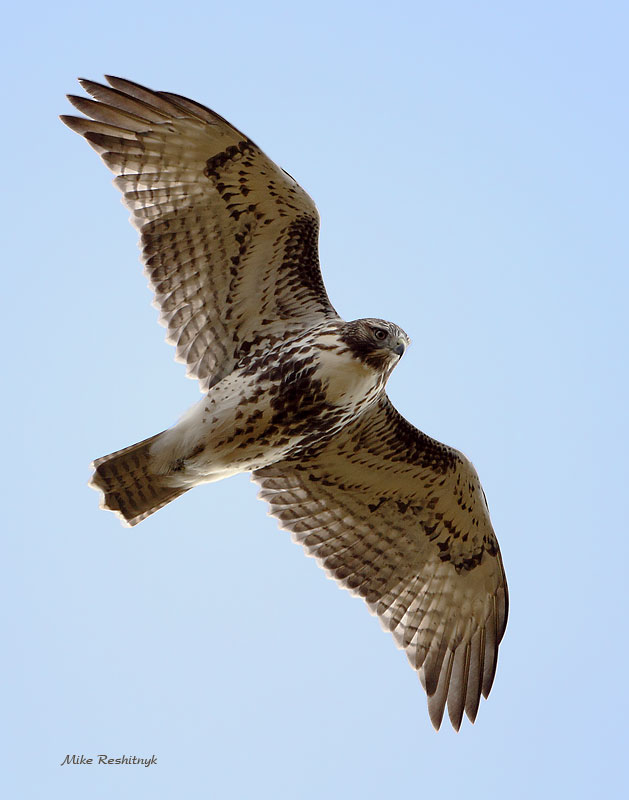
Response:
[373,328,388,341]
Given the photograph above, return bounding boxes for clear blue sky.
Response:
[4,1,628,798]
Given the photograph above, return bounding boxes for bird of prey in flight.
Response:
[62,76,508,731]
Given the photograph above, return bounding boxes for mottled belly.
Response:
[153,340,382,486]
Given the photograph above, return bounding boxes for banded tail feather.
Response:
[89,432,188,526]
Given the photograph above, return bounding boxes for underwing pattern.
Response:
[62,76,508,731]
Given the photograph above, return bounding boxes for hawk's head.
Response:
[340,318,410,372]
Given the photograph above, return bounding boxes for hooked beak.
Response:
[393,338,406,357]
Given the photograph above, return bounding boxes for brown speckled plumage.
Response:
[62,76,508,731]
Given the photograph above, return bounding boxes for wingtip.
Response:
[65,93,89,113]
[481,675,495,700]
[447,703,464,732]
[59,114,87,133]
[429,713,443,732]
[104,74,137,89]
[428,700,446,731]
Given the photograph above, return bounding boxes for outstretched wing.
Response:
[253,395,508,731]
[61,76,338,391]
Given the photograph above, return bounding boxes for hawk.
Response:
[62,76,508,731]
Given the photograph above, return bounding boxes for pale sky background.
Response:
[3,1,628,798]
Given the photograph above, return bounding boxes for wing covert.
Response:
[61,76,339,390]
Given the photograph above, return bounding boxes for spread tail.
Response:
[90,432,189,526]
